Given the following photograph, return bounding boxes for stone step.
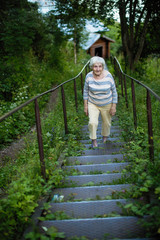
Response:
[81,129,122,136]
[118,239,154,240]
[82,129,122,136]
[82,125,121,131]
[84,141,123,148]
[82,146,122,155]
[81,131,122,140]
[39,216,147,239]
[65,173,124,186]
[84,141,125,149]
[80,137,121,144]
[64,162,129,174]
[49,199,128,218]
[66,154,125,165]
[52,184,131,201]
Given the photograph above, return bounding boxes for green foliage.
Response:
[113,58,160,238]
[0,0,69,148]
[0,0,66,102]
[0,47,88,147]
[0,51,89,240]
[133,56,160,96]
[25,225,65,240]
[0,177,42,239]
[68,237,89,240]
[104,22,122,56]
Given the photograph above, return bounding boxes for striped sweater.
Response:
[83,70,118,106]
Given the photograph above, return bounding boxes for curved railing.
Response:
[0,60,90,179]
[1,56,159,177]
[113,57,160,161]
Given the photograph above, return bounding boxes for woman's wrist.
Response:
[111,103,116,109]
[84,100,88,107]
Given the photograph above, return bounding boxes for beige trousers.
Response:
[88,102,112,140]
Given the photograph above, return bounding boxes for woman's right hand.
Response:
[84,106,88,116]
[84,100,88,116]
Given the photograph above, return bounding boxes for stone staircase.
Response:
[38,117,152,239]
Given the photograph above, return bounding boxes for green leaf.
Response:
[140,187,149,192]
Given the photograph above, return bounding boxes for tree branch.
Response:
[134,11,150,64]
[134,4,146,43]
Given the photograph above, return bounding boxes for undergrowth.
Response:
[116,89,160,238]
[0,58,88,240]
[106,57,160,238]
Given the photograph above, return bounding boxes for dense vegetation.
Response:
[0,0,87,147]
[106,59,160,239]
[0,49,90,240]
[0,0,160,239]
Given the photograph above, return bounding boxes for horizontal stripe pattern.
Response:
[83,70,118,106]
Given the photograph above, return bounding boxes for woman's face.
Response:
[92,62,103,77]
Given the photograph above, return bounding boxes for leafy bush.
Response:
[114,60,160,238]
[0,51,89,240]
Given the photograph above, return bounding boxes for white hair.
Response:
[89,56,105,68]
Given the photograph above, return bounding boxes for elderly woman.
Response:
[83,56,118,148]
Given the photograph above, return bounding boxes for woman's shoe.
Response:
[102,136,107,143]
[91,143,98,148]
[91,140,98,148]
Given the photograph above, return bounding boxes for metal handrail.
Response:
[0,60,90,179]
[113,57,160,161]
[114,57,160,101]
[0,60,90,123]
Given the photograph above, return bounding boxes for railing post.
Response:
[81,73,83,96]
[74,79,78,111]
[120,72,124,97]
[114,58,116,73]
[85,65,88,76]
[146,90,154,160]
[34,98,46,180]
[118,68,121,85]
[131,79,137,129]
[124,75,128,108]
[61,85,68,134]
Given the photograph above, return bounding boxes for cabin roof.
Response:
[82,33,115,50]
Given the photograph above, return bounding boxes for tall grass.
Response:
[110,56,160,238]
[0,49,89,240]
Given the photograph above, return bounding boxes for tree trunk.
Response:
[119,0,151,70]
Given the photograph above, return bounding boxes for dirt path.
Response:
[0,88,58,164]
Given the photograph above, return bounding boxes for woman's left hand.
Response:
[110,106,116,116]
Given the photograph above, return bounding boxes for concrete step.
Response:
[81,129,122,137]
[39,216,147,239]
[82,125,121,131]
[82,139,123,151]
[66,154,125,165]
[52,184,131,201]
[80,129,122,139]
[80,137,121,144]
[82,129,122,136]
[82,146,122,155]
[65,173,124,186]
[80,133,121,141]
[84,141,125,149]
[49,199,128,218]
[117,239,154,240]
[64,162,129,174]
